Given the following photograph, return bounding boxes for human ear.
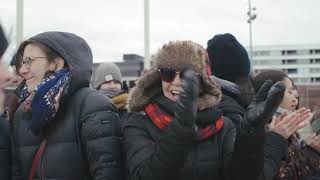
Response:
[54,57,65,71]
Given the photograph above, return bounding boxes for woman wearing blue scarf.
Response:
[10,31,123,180]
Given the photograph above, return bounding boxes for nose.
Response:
[19,64,30,78]
[110,81,116,88]
[292,96,298,107]
[172,73,181,85]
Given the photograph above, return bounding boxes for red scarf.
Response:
[145,103,224,140]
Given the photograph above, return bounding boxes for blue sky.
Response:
[0,0,319,63]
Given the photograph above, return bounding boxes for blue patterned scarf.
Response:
[18,68,71,135]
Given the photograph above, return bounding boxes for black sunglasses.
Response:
[158,68,199,82]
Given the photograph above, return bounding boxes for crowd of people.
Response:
[0,24,319,180]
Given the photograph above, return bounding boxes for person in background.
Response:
[93,62,129,124]
[253,69,320,180]
[207,33,254,109]
[124,40,286,180]
[11,31,123,180]
[0,23,11,180]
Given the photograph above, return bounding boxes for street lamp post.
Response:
[144,0,150,70]
[16,0,24,46]
[247,0,257,64]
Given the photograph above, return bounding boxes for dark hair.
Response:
[15,40,62,74]
[252,69,288,94]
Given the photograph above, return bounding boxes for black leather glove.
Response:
[174,70,199,128]
[243,80,285,129]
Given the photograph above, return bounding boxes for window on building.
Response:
[282,50,286,55]
[310,59,314,64]
[282,59,286,64]
[286,50,297,55]
[287,68,297,74]
[315,59,320,63]
[316,77,320,82]
[287,59,297,64]
[300,78,309,83]
[310,50,314,54]
[315,49,320,54]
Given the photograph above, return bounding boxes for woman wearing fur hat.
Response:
[93,62,129,125]
[10,31,123,180]
[124,40,286,180]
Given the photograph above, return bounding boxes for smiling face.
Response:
[18,44,57,92]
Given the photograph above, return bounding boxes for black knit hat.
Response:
[0,24,8,57]
[206,33,251,83]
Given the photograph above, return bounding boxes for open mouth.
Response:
[170,90,180,99]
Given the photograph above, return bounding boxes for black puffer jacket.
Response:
[212,76,245,127]
[213,76,293,180]
[0,116,10,180]
[99,90,130,127]
[11,32,123,180]
[124,96,236,180]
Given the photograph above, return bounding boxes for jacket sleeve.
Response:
[229,121,266,180]
[80,91,123,180]
[0,116,11,180]
[219,117,237,179]
[259,132,289,180]
[124,113,197,180]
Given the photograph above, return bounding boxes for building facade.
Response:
[251,44,320,84]
[250,45,320,111]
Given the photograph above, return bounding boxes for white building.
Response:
[250,45,320,84]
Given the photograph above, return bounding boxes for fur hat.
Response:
[128,40,221,112]
[206,33,251,83]
[93,63,122,89]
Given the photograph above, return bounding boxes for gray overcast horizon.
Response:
[0,0,319,63]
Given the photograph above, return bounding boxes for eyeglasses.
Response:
[158,68,199,82]
[21,56,47,68]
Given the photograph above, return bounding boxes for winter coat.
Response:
[213,75,292,180]
[11,32,123,180]
[265,134,320,180]
[124,91,265,180]
[124,95,237,180]
[211,76,246,127]
[0,116,10,180]
[100,90,130,127]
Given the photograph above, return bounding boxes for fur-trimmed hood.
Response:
[129,40,222,112]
